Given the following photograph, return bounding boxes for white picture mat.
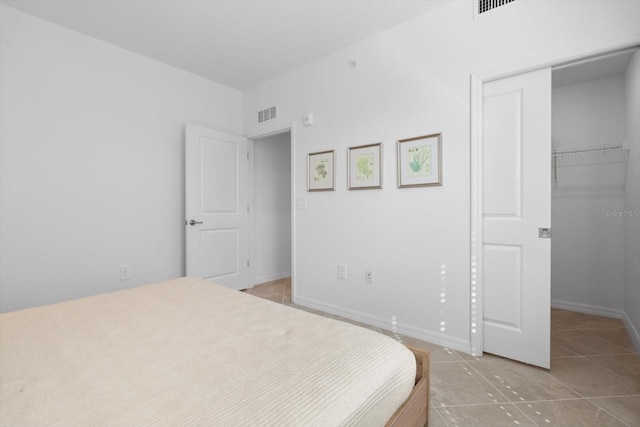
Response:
[348,143,382,189]
[398,134,442,187]
[308,150,335,191]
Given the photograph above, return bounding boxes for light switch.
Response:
[296,197,306,210]
[338,264,346,279]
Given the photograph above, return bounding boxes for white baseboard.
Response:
[294,296,471,354]
[253,271,291,286]
[622,313,640,353]
[551,299,624,319]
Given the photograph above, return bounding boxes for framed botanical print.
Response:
[307,150,335,191]
[397,133,442,187]
[348,143,382,190]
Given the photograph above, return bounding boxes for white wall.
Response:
[0,6,243,312]
[551,75,626,315]
[624,51,640,349]
[552,76,627,150]
[252,132,291,285]
[243,0,640,350]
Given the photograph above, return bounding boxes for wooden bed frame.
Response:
[385,345,430,427]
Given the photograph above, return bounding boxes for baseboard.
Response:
[622,313,640,353]
[294,296,471,354]
[551,299,624,319]
[253,271,291,286]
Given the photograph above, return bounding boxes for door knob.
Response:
[188,219,203,226]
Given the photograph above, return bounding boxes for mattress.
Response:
[0,277,416,426]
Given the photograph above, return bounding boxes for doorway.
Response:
[470,44,639,367]
[550,50,636,318]
[250,131,292,288]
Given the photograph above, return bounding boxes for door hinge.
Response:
[247,151,250,160]
[247,205,250,213]
[247,260,250,267]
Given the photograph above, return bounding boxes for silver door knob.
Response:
[188,219,203,226]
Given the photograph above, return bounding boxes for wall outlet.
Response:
[120,265,130,281]
[338,264,347,279]
[365,270,373,284]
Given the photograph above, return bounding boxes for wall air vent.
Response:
[257,106,277,124]
[477,0,515,14]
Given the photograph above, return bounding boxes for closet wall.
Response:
[551,68,629,316]
[623,51,640,345]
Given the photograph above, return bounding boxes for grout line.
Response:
[580,355,640,388]
[464,359,540,425]
[435,396,604,408]
[551,337,635,357]
[551,352,635,358]
[556,351,636,357]
[545,356,591,400]
[432,406,452,427]
[578,329,639,354]
[459,359,513,402]
[586,397,634,427]
[548,355,640,406]
[549,355,640,393]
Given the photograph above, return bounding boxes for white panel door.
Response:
[185,124,249,290]
[482,68,552,368]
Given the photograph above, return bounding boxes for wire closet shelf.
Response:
[551,143,630,183]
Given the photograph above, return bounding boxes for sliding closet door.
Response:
[482,68,552,369]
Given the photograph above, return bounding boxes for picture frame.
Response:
[307,150,335,191]
[397,133,442,187]
[348,143,382,190]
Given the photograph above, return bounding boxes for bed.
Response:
[0,277,429,426]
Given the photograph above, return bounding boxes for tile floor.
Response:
[243,278,640,426]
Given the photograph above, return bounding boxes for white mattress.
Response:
[0,277,415,426]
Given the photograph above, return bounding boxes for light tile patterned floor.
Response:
[244,278,640,426]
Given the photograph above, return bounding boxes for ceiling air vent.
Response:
[258,106,277,124]
[477,0,515,14]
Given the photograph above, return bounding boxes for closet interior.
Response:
[551,49,636,321]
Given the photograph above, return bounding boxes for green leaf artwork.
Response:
[407,146,431,177]
[314,159,328,182]
[356,153,374,180]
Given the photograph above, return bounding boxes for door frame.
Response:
[469,36,639,356]
[247,122,297,300]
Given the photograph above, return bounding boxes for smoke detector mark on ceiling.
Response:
[258,106,277,124]
[476,0,516,15]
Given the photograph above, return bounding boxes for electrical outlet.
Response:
[365,270,373,284]
[338,264,347,279]
[120,265,130,281]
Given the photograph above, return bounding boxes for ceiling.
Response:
[2,0,447,90]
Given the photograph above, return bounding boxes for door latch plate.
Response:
[539,228,552,238]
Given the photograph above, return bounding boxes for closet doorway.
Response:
[550,50,635,319]
[250,130,292,289]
